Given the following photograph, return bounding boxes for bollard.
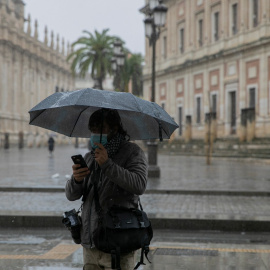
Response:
[18,131,24,149]
[246,108,255,142]
[4,132,9,149]
[239,109,248,142]
[185,115,192,143]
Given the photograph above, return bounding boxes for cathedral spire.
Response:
[56,34,60,52]
[27,14,31,35]
[50,31,54,49]
[44,26,48,45]
[67,42,70,56]
[34,20,38,39]
[62,38,65,55]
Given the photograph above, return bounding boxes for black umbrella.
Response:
[29,88,179,141]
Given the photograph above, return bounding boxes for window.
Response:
[196,97,201,124]
[252,0,259,27]
[178,107,182,135]
[214,12,219,41]
[162,36,167,59]
[161,103,165,110]
[55,86,59,92]
[232,3,238,35]
[249,88,256,108]
[212,94,217,113]
[180,28,184,53]
[198,19,203,47]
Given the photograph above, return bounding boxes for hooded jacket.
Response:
[65,140,148,248]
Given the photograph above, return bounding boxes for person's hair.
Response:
[88,108,130,140]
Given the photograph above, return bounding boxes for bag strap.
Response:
[82,161,95,202]
[91,163,103,215]
[138,197,143,211]
[134,246,151,270]
[77,161,95,213]
[111,247,121,270]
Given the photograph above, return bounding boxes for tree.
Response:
[67,28,143,94]
[128,53,143,96]
[67,29,114,90]
[113,53,144,95]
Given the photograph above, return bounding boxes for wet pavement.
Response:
[1,145,270,228]
[1,144,270,192]
[1,228,270,270]
[1,145,270,269]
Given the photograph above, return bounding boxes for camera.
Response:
[62,209,81,244]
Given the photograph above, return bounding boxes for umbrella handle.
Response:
[100,109,104,143]
[159,122,163,142]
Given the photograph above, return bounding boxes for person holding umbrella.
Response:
[65,108,148,270]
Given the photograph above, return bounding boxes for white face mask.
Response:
[90,133,108,150]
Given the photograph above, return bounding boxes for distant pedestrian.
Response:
[48,136,55,156]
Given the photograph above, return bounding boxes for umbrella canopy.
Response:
[29,88,179,141]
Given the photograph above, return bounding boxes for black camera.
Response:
[62,209,81,244]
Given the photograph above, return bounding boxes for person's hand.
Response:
[72,164,90,182]
[94,143,108,166]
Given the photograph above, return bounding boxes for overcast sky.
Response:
[23,0,146,55]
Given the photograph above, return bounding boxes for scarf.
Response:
[91,133,125,159]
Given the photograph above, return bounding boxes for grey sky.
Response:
[23,0,146,55]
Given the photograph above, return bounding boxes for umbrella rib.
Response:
[132,94,143,113]
[162,125,170,138]
[29,109,46,124]
[69,107,89,137]
[156,119,170,140]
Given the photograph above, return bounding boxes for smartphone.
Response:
[71,154,88,168]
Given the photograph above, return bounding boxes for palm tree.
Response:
[113,53,143,95]
[67,29,114,90]
[128,53,143,96]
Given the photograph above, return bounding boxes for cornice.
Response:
[143,36,270,79]
[0,39,70,74]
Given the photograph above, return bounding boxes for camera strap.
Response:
[77,161,96,213]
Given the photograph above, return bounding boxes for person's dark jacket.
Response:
[65,140,148,248]
[48,137,54,151]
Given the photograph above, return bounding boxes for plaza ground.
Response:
[1,145,270,269]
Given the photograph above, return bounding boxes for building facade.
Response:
[0,0,74,148]
[143,0,270,141]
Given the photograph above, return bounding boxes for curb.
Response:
[0,186,65,193]
[1,215,270,232]
[1,187,270,197]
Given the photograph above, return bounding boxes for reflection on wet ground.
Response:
[2,146,270,269]
[1,145,270,193]
[1,229,270,270]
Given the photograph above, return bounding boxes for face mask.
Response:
[90,133,108,150]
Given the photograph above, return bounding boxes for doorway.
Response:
[230,91,236,134]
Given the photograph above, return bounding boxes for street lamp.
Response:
[112,39,125,91]
[141,0,168,177]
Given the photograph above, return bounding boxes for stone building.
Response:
[0,0,74,148]
[142,0,270,142]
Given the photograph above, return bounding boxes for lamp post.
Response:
[112,39,125,91]
[141,0,168,177]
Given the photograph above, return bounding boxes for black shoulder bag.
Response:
[91,167,153,270]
